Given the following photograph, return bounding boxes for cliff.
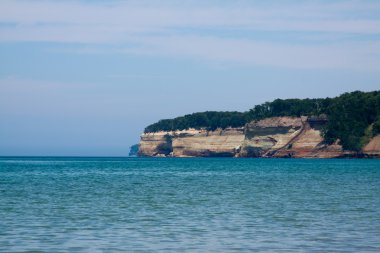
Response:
[363,135,380,156]
[172,128,244,157]
[139,128,244,157]
[139,116,379,158]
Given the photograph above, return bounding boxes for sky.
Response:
[1,0,380,156]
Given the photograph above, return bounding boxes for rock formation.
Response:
[139,128,244,157]
[138,116,379,158]
[363,135,380,156]
[239,117,304,157]
[172,128,244,157]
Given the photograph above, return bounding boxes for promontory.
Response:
[137,91,380,158]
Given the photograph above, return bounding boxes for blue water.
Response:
[1,157,380,252]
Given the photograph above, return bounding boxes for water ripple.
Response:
[1,158,379,252]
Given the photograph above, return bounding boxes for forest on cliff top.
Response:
[144,91,380,151]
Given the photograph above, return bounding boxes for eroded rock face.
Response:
[240,117,304,157]
[139,128,245,157]
[139,132,171,157]
[272,125,347,158]
[363,135,380,156]
[138,116,378,158]
[172,128,244,157]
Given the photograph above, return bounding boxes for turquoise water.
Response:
[1,157,380,252]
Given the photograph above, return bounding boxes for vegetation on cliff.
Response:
[247,98,330,119]
[129,144,139,156]
[144,91,380,151]
[322,91,380,151]
[373,118,380,136]
[144,111,248,132]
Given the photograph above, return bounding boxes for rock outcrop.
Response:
[363,135,380,156]
[172,128,244,157]
[139,128,244,157]
[139,116,379,158]
[139,132,171,157]
[240,117,304,157]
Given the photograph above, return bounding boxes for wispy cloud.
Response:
[1,0,380,70]
[122,35,380,70]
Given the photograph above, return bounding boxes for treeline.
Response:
[144,91,380,151]
[144,111,248,132]
[322,91,380,150]
[247,98,331,120]
[144,99,328,133]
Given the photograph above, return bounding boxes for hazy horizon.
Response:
[1,0,380,156]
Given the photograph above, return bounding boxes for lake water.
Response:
[1,157,379,252]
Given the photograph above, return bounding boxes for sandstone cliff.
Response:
[240,117,303,157]
[139,116,379,158]
[363,135,380,156]
[139,128,244,157]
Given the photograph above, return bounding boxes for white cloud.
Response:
[118,35,380,70]
[1,0,380,37]
[0,0,380,70]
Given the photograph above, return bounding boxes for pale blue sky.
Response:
[1,0,380,156]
